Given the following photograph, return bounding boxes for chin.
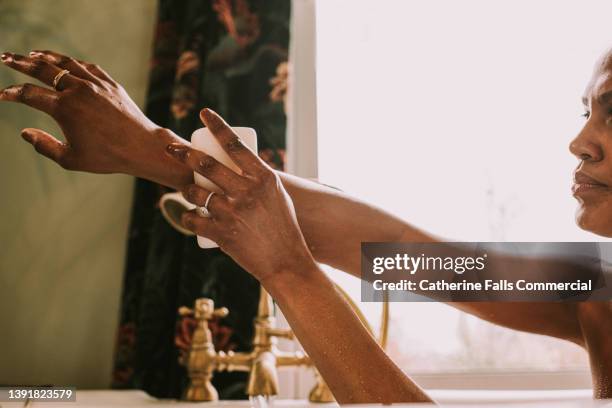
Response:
[575,202,612,238]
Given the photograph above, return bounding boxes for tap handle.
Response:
[213,307,229,318]
[266,327,294,340]
[180,298,230,321]
[178,306,194,317]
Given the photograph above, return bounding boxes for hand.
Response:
[168,110,432,405]
[166,108,316,283]
[0,50,191,188]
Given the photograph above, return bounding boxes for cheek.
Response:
[575,196,612,237]
[603,140,612,171]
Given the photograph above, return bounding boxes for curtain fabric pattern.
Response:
[111,0,290,399]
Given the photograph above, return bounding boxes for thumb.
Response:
[21,128,68,166]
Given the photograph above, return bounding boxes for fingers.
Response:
[0,83,58,115]
[77,60,117,86]
[199,108,263,175]
[181,209,223,242]
[28,50,102,86]
[166,143,245,192]
[181,184,214,207]
[21,128,69,166]
[182,184,231,217]
[0,52,82,91]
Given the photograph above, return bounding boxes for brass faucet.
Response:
[178,287,334,402]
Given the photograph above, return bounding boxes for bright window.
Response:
[315,0,612,378]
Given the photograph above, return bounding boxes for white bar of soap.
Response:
[191,127,258,249]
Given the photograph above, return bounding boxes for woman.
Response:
[0,49,610,403]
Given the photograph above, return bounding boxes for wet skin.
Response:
[1,49,611,401]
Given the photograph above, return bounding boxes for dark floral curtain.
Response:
[111,0,290,399]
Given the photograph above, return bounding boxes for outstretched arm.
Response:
[278,173,585,345]
[0,50,192,188]
[0,50,585,346]
[165,109,431,404]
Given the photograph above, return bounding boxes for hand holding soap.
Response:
[191,127,258,248]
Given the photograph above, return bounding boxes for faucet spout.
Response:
[247,351,279,397]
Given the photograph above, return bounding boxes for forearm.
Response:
[263,261,432,404]
[278,172,435,275]
[275,173,583,342]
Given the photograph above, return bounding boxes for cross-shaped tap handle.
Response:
[179,298,229,321]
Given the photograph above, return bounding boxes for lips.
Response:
[572,171,610,195]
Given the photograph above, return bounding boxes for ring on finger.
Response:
[196,191,216,217]
[52,69,70,90]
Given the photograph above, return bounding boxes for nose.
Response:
[569,124,604,162]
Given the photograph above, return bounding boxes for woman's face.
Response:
[570,50,612,237]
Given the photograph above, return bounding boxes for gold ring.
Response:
[52,69,70,90]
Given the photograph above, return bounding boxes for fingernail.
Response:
[21,130,33,143]
[201,108,214,121]
[0,85,16,97]
[29,51,43,58]
[166,143,188,160]
[201,108,223,131]
[1,52,12,62]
